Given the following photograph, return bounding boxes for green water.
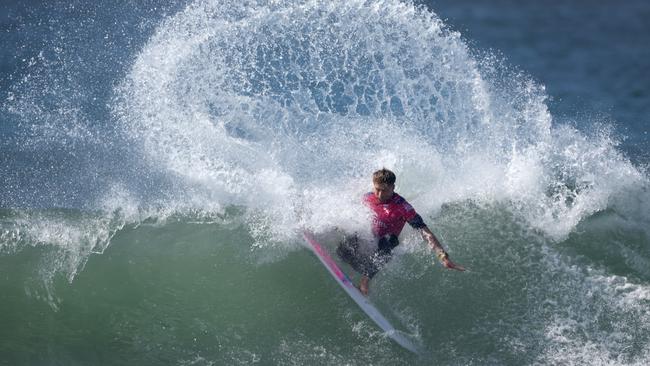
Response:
[2,204,648,365]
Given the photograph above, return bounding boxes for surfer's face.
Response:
[373,182,394,203]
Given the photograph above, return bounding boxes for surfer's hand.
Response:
[434,248,466,271]
[441,257,466,271]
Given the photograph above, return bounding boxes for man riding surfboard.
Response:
[337,168,465,295]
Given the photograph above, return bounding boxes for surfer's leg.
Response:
[336,234,369,274]
[357,260,380,296]
[369,235,399,274]
[359,275,370,296]
[336,234,357,262]
[358,235,400,295]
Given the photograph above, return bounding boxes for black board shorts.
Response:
[336,234,399,278]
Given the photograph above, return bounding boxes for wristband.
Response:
[436,250,449,261]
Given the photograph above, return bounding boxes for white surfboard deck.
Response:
[303,230,421,354]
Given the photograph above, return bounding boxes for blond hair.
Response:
[372,168,396,185]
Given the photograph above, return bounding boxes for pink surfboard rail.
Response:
[302,230,421,354]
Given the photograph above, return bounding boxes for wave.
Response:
[2,1,650,363]
[111,0,647,240]
[1,0,647,290]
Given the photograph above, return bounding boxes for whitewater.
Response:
[1,0,649,364]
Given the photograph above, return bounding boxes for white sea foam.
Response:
[111,0,648,251]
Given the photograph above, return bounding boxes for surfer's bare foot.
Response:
[359,276,370,296]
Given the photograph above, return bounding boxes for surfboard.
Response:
[302,230,421,354]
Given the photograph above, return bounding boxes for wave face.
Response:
[2,0,650,364]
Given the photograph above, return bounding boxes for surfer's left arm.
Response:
[412,219,466,271]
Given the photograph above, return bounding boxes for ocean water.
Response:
[1,0,649,365]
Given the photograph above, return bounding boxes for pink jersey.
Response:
[364,192,423,237]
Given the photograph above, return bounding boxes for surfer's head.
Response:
[372,168,396,203]
[373,168,396,186]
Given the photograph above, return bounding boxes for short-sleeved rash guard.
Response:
[364,192,426,237]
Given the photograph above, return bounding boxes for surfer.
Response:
[338,168,465,295]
